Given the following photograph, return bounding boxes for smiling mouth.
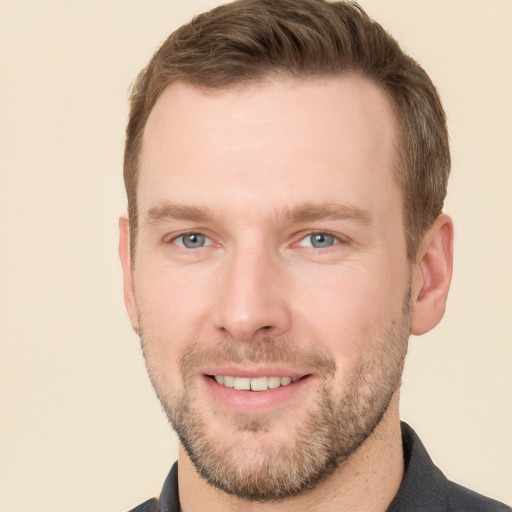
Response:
[209,375,305,391]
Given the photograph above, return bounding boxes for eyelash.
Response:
[295,231,345,249]
[168,232,214,249]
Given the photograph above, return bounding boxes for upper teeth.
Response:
[214,375,299,391]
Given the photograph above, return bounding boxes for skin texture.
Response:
[120,76,453,511]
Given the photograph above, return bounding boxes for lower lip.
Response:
[202,375,312,413]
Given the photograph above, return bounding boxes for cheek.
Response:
[135,265,212,339]
[134,264,215,365]
[292,266,407,364]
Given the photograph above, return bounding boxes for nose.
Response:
[214,244,292,342]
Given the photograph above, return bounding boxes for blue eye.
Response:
[299,233,338,248]
[174,233,210,249]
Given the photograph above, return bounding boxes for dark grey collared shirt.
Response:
[129,423,511,512]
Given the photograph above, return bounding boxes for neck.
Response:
[178,393,404,512]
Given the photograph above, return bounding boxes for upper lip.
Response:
[201,365,310,379]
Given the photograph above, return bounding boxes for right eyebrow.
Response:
[282,201,372,225]
[143,203,215,225]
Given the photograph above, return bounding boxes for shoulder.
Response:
[445,481,511,512]
[388,423,511,512]
[127,498,160,512]
[127,462,180,512]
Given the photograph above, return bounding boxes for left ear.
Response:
[119,215,140,334]
[410,213,454,335]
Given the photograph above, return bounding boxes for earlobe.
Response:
[119,216,140,334]
[410,214,454,336]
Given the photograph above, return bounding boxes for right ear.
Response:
[119,216,139,334]
[409,214,453,336]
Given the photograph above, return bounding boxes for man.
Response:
[119,1,511,510]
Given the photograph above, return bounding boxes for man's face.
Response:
[123,76,412,500]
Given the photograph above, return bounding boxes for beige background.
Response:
[1,1,511,510]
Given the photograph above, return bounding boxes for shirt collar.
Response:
[158,422,451,511]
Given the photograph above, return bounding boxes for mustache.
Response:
[179,336,337,376]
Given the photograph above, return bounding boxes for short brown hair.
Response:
[124,0,450,261]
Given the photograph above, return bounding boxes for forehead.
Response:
[138,75,401,222]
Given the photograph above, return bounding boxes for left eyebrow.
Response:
[143,203,215,225]
[278,202,372,225]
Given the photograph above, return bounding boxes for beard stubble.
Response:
[139,289,412,502]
